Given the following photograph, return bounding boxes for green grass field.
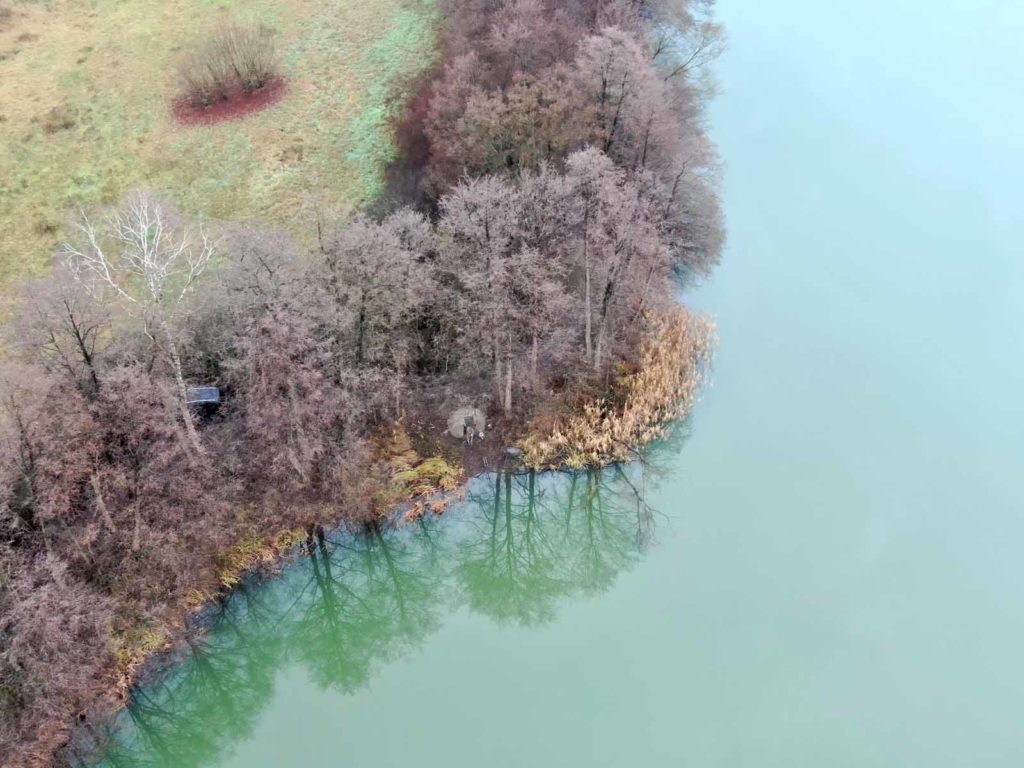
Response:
[0,0,437,291]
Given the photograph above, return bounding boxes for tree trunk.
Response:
[531,332,539,392]
[131,503,142,552]
[595,328,605,371]
[594,285,612,371]
[603,75,629,155]
[594,246,634,371]
[630,265,657,327]
[583,204,593,362]
[90,473,117,533]
[639,115,653,168]
[39,518,66,588]
[493,333,503,400]
[286,379,309,482]
[170,419,198,470]
[504,337,513,415]
[64,300,101,399]
[160,317,204,457]
[356,292,367,366]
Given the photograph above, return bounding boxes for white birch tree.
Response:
[61,192,212,456]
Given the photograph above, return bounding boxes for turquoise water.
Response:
[96,1,1024,765]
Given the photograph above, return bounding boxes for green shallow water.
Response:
[94,0,1024,765]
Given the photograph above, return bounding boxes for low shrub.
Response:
[40,104,76,134]
[219,22,277,92]
[372,423,463,512]
[178,22,278,107]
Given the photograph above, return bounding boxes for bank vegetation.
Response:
[0,0,723,763]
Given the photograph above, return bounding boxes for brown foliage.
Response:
[0,2,726,764]
[520,308,715,469]
[1,557,114,764]
[417,0,724,274]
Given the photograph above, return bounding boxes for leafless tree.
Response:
[438,175,524,407]
[12,266,111,400]
[61,192,212,456]
[0,363,98,566]
[651,0,725,83]
[321,211,431,369]
[564,148,673,369]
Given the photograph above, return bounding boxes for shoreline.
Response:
[69,451,521,764]
[62,306,714,764]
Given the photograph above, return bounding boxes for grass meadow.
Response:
[0,0,437,292]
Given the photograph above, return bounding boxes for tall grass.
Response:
[521,308,715,469]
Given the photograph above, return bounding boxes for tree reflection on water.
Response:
[89,462,666,767]
[456,467,655,626]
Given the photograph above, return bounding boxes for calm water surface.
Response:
[97,0,1024,765]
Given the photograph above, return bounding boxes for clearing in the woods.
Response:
[0,0,436,291]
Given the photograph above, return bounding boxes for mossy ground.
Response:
[0,0,437,291]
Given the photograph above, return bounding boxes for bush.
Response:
[178,46,232,107]
[220,23,277,92]
[178,22,278,107]
[40,104,76,134]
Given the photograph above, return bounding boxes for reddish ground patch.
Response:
[172,77,286,127]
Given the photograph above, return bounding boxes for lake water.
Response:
[94,1,1024,765]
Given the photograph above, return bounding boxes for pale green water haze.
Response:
[96,0,1024,765]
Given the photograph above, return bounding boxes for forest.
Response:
[0,0,723,764]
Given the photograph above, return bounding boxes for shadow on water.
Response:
[82,444,681,767]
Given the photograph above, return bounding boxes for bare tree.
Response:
[61,193,212,456]
[486,0,584,77]
[0,364,98,564]
[225,305,351,497]
[651,0,725,83]
[517,165,576,389]
[565,148,670,369]
[13,267,111,400]
[95,364,205,551]
[571,26,684,172]
[321,211,431,369]
[438,175,523,405]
